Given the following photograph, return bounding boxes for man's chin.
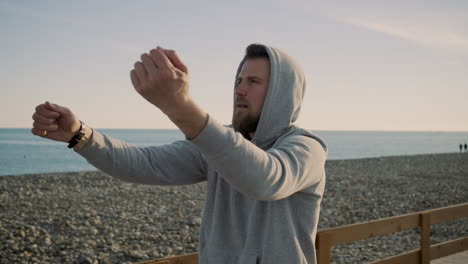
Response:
[232,114,260,138]
[233,114,246,129]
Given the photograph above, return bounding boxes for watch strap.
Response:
[67,122,86,148]
[73,125,93,151]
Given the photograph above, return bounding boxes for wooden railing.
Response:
[135,203,468,264]
[316,202,468,264]
[135,252,198,264]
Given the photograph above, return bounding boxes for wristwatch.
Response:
[67,121,87,148]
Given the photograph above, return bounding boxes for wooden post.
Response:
[420,212,431,264]
[316,233,332,264]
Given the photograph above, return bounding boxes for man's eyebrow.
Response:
[238,76,264,82]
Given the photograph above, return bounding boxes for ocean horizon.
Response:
[1,128,467,176]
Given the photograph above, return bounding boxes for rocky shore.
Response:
[1,152,467,263]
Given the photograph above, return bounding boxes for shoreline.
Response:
[3,151,468,178]
[1,152,467,263]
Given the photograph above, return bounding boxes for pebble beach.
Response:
[1,152,467,263]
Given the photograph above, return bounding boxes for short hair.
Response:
[244,44,269,60]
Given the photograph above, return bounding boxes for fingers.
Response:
[31,128,48,137]
[32,120,58,131]
[134,62,147,82]
[160,48,188,74]
[35,103,60,119]
[43,101,73,117]
[150,47,174,72]
[32,111,56,125]
[133,47,184,78]
[130,70,141,90]
[32,103,59,134]
[131,47,187,95]
[141,53,158,75]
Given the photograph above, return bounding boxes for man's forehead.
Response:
[239,58,270,77]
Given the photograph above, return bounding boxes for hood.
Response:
[233,44,307,148]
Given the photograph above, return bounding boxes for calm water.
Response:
[0,128,467,176]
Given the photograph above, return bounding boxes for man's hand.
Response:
[31,102,81,142]
[130,46,190,116]
[130,47,208,139]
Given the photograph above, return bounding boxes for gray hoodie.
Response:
[77,44,327,263]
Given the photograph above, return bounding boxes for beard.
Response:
[232,111,260,140]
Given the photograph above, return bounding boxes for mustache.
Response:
[235,99,249,107]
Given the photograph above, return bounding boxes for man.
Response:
[32,44,327,263]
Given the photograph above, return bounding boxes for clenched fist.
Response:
[31,102,81,142]
[130,46,190,116]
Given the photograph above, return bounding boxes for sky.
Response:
[1,0,468,131]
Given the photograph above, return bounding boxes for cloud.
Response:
[342,17,468,55]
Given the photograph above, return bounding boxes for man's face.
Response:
[232,57,270,139]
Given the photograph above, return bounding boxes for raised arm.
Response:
[189,117,327,200]
[129,47,326,199]
[31,102,207,185]
[76,129,207,185]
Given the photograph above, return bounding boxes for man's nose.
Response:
[235,84,247,96]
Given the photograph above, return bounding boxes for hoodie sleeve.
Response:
[76,129,207,185]
[190,116,327,201]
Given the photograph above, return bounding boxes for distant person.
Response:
[31,44,327,263]
[461,144,463,152]
[465,143,467,152]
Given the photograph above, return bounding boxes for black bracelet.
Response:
[67,122,85,148]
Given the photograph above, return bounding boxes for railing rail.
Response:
[135,203,468,264]
[316,202,468,264]
[135,252,198,264]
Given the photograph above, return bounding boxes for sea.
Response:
[0,128,467,176]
